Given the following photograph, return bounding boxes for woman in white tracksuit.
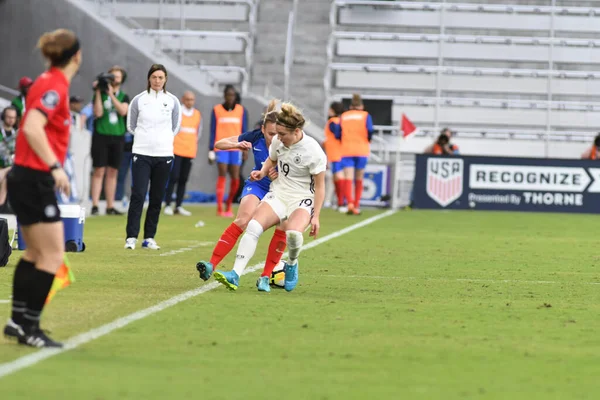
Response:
[125,64,182,250]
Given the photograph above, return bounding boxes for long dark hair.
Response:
[147,64,168,92]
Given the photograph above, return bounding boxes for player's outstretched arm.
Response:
[250,157,275,181]
[215,136,251,151]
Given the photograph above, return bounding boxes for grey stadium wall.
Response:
[0,0,266,194]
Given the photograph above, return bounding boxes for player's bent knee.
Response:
[234,217,250,231]
[286,230,303,249]
[246,219,264,239]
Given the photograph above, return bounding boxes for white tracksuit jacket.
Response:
[127,89,182,157]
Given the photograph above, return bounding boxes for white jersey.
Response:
[268,132,327,199]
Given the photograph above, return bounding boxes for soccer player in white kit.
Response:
[213,103,327,292]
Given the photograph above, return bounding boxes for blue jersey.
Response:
[238,128,271,190]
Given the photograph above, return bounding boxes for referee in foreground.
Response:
[4,28,82,348]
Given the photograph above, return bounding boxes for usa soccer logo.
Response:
[426,158,464,207]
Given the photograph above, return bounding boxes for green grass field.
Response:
[2,207,600,399]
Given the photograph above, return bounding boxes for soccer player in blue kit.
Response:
[196,100,287,290]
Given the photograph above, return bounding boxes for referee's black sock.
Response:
[23,268,55,331]
[11,259,35,326]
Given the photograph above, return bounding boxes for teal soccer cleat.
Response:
[257,276,271,292]
[283,262,299,292]
[213,270,240,291]
[196,261,213,281]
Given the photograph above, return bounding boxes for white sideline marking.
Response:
[0,210,397,379]
[0,300,9,304]
[317,275,600,286]
[159,241,214,257]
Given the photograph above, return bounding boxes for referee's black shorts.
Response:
[7,165,61,226]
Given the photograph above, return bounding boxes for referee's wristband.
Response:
[49,162,62,171]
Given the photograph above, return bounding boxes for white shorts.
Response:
[262,191,314,221]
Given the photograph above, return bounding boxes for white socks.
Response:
[232,220,263,276]
[286,230,303,266]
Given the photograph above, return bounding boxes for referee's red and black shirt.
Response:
[14,67,71,172]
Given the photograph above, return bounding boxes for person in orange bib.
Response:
[323,101,344,209]
[334,94,373,215]
[209,85,248,217]
[164,91,201,216]
[581,133,600,160]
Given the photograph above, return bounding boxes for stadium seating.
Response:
[326,1,600,139]
[331,2,600,34]
[96,0,258,92]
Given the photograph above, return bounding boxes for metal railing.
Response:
[328,31,600,49]
[283,0,299,101]
[370,124,598,143]
[326,63,600,80]
[330,94,600,112]
[0,84,19,98]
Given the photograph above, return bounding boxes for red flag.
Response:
[401,114,418,138]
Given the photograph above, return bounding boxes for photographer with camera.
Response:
[424,127,460,155]
[91,65,129,216]
[581,134,600,160]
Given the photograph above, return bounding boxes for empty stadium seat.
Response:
[117,0,251,22]
[329,64,600,100]
[326,1,600,139]
[132,29,251,65]
[97,0,258,92]
[331,32,600,67]
[333,2,600,35]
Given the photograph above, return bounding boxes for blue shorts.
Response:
[341,156,368,170]
[330,161,343,174]
[241,180,270,200]
[215,151,243,166]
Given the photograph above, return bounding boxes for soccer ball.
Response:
[270,260,286,288]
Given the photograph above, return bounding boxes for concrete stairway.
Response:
[251,0,331,123]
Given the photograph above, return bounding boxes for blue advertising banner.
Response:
[360,164,391,207]
[413,154,600,213]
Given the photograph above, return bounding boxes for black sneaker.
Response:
[19,327,63,348]
[106,208,123,215]
[91,206,99,216]
[3,319,25,340]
